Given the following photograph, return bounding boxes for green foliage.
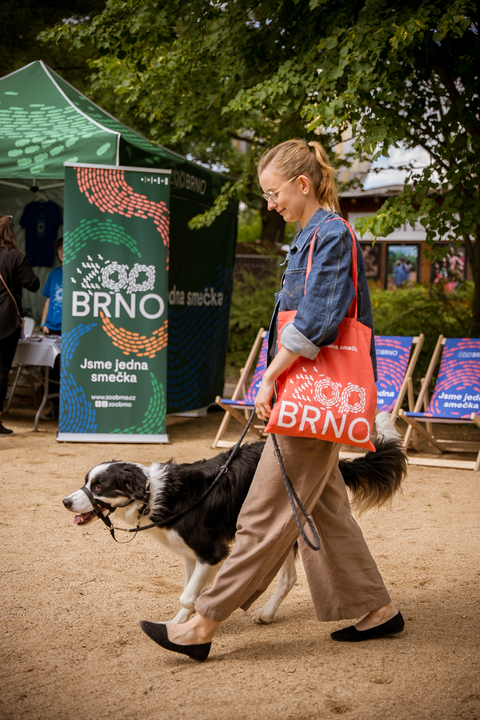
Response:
[0,1,152,141]
[238,207,298,245]
[0,1,106,92]
[284,222,299,245]
[299,0,480,328]
[371,283,474,389]
[237,207,262,245]
[45,0,356,208]
[226,269,278,372]
[46,0,480,331]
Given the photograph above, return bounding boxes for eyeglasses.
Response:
[262,175,299,203]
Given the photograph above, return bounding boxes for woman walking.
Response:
[0,215,40,435]
[141,139,404,660]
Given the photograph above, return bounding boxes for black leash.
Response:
[84,410,321,551]
[128,411,257,531]
[271,434,321,551]
[85,412,257,542]
[268,386,321,550]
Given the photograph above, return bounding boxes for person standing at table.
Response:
[0,215,40,435]
[41,237,63,336]
[40,237,63,419]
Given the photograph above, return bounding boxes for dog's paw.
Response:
[251,608,275,625]
[164,608,195,625]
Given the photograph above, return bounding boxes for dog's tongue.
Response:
[74,511,94,525]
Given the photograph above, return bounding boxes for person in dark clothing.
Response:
[0,215,40,435]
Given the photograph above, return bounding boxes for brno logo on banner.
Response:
[278,376,371,443]
[171,168,207,196]
[72,261,165,320]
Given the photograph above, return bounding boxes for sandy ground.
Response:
[1,409,479,720]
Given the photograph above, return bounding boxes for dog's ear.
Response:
[116,464,148,501]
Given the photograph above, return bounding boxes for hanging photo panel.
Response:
[430,244,467,293]
[360,243,381,279]
[385,244,419,290]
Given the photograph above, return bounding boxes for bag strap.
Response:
[0,272,23,321]
[305,217,358,320]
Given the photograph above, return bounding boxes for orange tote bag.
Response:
[265,219,377,451]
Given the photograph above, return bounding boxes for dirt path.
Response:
[1,411,479,720]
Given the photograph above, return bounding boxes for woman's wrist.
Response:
[262,368,278,385]
[40,323,46,327]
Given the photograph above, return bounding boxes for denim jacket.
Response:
[268,207,377,380]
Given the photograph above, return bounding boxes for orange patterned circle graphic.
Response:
[76,167,170,268]
[100,311,168,358]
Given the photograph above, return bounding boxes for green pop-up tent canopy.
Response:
[0,61,237,416]
[0,60,225,203]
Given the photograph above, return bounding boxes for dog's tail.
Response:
[339,412,407,515]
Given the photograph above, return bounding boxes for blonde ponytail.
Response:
[258,139,340,213]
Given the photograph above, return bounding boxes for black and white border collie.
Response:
[63,413,406,625]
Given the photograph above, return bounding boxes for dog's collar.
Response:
[137,479,151,520]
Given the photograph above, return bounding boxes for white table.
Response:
[7,337,61,430]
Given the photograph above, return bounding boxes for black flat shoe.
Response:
[0,422,13,436]
[331,611,405,642]
[139,621,211,662]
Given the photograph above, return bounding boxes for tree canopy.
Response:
[47,0,356,245]
[49,0,480,330]
[0,1,106,91]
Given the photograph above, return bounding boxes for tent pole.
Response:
[0,180,65,191]
[0,180,31,190]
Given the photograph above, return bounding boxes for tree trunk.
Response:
[260,198,286,246]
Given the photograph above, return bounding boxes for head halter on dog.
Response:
[80,484,148,543]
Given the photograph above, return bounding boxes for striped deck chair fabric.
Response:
[212,329,269,448]
[338,334,424,461]
[375,334,424,417]
[399,336,480,470]
[220,335,268,409]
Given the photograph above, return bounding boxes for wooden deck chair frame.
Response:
[399,335,480,471]
[212,328,268,448]
[387,334,425,420]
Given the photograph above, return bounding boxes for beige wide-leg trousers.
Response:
[195,434,391,622]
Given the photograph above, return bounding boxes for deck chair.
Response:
[212,328,269,448]
[375,334,425,418]
[399,336,480,471]
[339,334,424,460]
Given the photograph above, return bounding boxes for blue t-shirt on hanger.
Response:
[42,266,63,332]
[20,200,63,267]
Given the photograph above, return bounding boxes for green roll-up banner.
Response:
[59,163,170,442]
